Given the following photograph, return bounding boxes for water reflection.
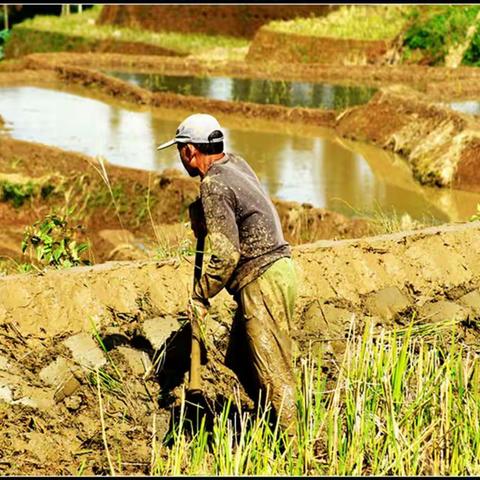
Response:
[104,71,377,110]
[1,85,480,223]
[449,100,480,116]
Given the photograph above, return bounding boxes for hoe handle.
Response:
[189,234,205,394]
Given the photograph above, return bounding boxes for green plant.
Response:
[469,203,480,221]
[10,6,248,61]
[0,180,35,207]
[21,211,91,269]
[0,28,10,60]
[402,5,480,65]
[149,316,480,476]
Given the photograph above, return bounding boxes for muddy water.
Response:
[104,71,377,110]
[1,85,480,222]
[449,100,480,116]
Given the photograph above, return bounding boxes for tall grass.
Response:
[149,318,480,476]
[268,5,411,41]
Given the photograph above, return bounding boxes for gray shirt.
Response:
[192,152,291,304]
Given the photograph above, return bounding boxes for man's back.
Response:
[200,152,290,294]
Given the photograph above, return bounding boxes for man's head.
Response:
[157,113,225,177]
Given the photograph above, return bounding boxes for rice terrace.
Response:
[2,4,480,476]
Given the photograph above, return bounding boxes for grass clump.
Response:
[0,176,56,207]
[9,5,249,60]
[267,5,411,41]
[149,318,480,475]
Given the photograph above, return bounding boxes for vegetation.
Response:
[6,5,249,60]
[470,204,480,222]
[402,5,480,66]
[267,5,411,41]
[147,319,480,476]
[0,177,55,208]
[0,28,9,60]
[20,211,91,270]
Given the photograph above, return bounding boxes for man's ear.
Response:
[186,144,196,158]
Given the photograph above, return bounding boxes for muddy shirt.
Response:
[192,152,290,303]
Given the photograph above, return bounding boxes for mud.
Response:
[247,27,392,65]
[97,5,335,39]
[2,220,480,474]
[336,85,480,191]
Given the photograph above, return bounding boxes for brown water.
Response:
[1,85,480,223]
[103,71,377,110]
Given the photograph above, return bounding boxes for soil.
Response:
[96,5,336,39]
[1,47,480,475]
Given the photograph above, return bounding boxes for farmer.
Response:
[157,113,298,436]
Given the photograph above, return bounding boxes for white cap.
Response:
[157,113,224,150]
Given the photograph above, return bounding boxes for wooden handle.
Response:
[189,235,205,394]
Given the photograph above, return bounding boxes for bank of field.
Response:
[149,319,480,476]
[5,5,249,61]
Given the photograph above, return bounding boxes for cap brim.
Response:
[156,139,177,150]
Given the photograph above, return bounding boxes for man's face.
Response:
[177,143,200,177]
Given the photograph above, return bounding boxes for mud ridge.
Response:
[336,84,480,191]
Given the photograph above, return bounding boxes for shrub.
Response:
[402,5,480,65]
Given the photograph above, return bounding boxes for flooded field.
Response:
[104,71,378,110]
[449,100,480,116]
[3,84,480,223]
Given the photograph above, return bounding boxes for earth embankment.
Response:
[247,27,392,65]
[336,85,480,191]
[96,5,335,39]
[3,219,480,349]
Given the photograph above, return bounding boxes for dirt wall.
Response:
[336,85,480,191]
[97,5,336,39]
[4,27,185,59]
[2,220,480,346]
[247,27,391,65]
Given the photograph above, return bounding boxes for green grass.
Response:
[148,318,480,475]
[267,5,412,41]
[13,5,249,60]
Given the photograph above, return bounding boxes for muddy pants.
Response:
[235,257,298,433]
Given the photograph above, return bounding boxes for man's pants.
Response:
[235,257,298,433]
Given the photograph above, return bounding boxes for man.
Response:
[157,113,298,435]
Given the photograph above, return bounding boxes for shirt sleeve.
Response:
[192,179,241,303]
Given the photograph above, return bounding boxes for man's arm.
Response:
[192,181,240,304]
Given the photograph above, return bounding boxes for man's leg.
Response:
[239,257,298,434]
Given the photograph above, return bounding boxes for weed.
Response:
[154,236,196,262]
[403,5,480,65]
[21,210,91,269]
[469,203,480,222]
[149,317,480,475]
[0,180,35,207]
